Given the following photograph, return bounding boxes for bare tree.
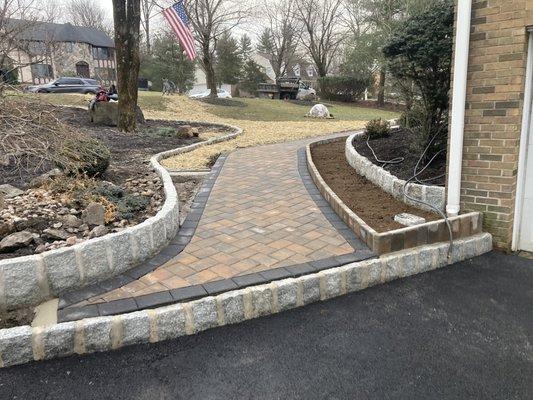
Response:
[141,0,157,54]
[112,0,141,132]
[65,0,113,35]
[185,0,249,98]
[256,0,300,80]
[294,0,346,78]
[0,0,60,92]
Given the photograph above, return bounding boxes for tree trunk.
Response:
[145,19,151,54]
[377,68,386,108]
[112,0,141,132]
[202,43,217,99]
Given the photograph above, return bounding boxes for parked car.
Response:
[189,89,232,99]
[296,82,317,100]
[26,77,102,94]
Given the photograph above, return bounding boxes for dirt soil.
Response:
[311,140,438,232]
[0,308,34,330]
[354,128,446,185]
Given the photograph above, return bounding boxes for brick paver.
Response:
[83,137,361,304]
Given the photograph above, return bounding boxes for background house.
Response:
[7,19,116,86]
[449,0,533,252]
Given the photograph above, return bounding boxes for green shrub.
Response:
[117,195,150,220]
[318,76,371,102]
[56,138,110,177]
[366,119,391,140]
[146,126,177,138]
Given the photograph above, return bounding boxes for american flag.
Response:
[163,1,196,61]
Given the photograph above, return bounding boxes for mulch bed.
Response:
[353,128,446,185]
[311,139,438,232]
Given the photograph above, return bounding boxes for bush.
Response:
[318,76,371,102]
[56,138,111,177]
[117,195,150,220]
[366,119,391,140]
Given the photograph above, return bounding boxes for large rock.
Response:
[82,203,106,226]
[0,231,37,252]
[42,228,70,241]
[0,184,24,199]
[89,102,145,127]
[394,213,426,227]
[29,168,63,188]
[307,104,333,119]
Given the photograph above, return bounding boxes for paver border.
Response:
[307,137,483,255]
[0,120,243,312]
[345,130,446,212]
[0,232,492,368]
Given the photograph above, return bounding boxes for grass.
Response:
[21,90,398,170]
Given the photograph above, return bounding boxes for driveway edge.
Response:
[0,232,491,368]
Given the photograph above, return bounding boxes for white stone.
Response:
[394,213,426,227]
[0,184,24,198]
[307,104,332,119]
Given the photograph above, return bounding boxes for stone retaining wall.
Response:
[345,132,446,212]
[0,232,492,368]
[307,138,483,255]
[0,122,243,312]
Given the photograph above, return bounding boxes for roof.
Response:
[6,19,114,48]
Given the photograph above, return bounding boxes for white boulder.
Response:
[307,104,333,119]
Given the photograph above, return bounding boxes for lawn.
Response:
[21,91,398,170]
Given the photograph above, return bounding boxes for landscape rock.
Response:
[177,125,192,137]
[394,213,426,227]
[89,225,109,238]
[0,193,4,209]
[0,221,15,237]
[62,215,82,228]
[307,104,333,119]
[82,203,106,226]
[0,184,24,199]
[43,228,70,241]
[190,127,200,137]
[29,168,63,188]
[0,231,37,252]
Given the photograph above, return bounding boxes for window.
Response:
[94,67,116,81]
[31,64,53,78]
[293,64,301,77]
[65,42,74,53]
[92,46,112,59]
[306,65,315,77]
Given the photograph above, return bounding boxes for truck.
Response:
[257,77,301,100]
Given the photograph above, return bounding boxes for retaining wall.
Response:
[0,121,243,311]
[345,132,446,212]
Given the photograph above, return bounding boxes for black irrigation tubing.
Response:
[365,129,453,259]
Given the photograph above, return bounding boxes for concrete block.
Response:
[155,304,186,341]
[122,311,150,346]
[276,279,298,311]
[0,326,33,367]
[191,297,218,332]
[41,322,75,359]
[42,247,81,295]
[83,316,112,353]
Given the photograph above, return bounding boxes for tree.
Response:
[239,58,269,95]
[216,32,242,84]
[383,0,453,152]
[140,29,196,92]
[185,0,249,98]
[65,0,113,35]
[295,0,346,77]
[256,0,300,80]
[112,0,141,132]
[239,34,253,60]
[140,0,157,53]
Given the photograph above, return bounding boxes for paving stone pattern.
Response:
[78,137,367,306]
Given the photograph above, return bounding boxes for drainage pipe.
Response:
[446,0,473,217]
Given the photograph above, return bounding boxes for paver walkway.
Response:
[72,135,370,308]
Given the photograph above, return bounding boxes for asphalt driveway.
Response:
[1,251,532,399]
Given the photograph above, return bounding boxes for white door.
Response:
[516,32,533,252]
[519,137,533,251]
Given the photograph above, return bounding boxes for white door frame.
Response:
[512,30,533,251]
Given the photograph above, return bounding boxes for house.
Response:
[447,0,533,252]
[5,19,116,86]
[189,67,232,96]
[284,59,319,88]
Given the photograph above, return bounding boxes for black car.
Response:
[27,77,102,94]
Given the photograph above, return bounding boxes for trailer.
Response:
[258,77,301,100]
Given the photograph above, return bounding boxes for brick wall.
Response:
[454,0,531,250]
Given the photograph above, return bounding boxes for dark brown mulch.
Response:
[353,128,446,185]
[0,308,34,329]
[311,139,438,232]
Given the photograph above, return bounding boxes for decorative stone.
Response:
[394,213,426,227]
[276,280,298,311]
[307,104,332,119]
[41,323,76,359]
[42,247,81,294]
[62,215,82,228]
[251,286,273,317]
[0,231,37,251]
[0,326,34,367]
[82,202,106,226]
[83,317,113,353]
[0,184,24,199]
[177,125,192,137]
[29,168,62,188]
[301,275,320,305]
[191,297,218,332]
[43,228,70,241]
[155,304,186,341]
[218,292,245,325]
[121,311,150,346]
[89,225,109,238]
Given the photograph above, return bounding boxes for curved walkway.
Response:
[59,134,374,320]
